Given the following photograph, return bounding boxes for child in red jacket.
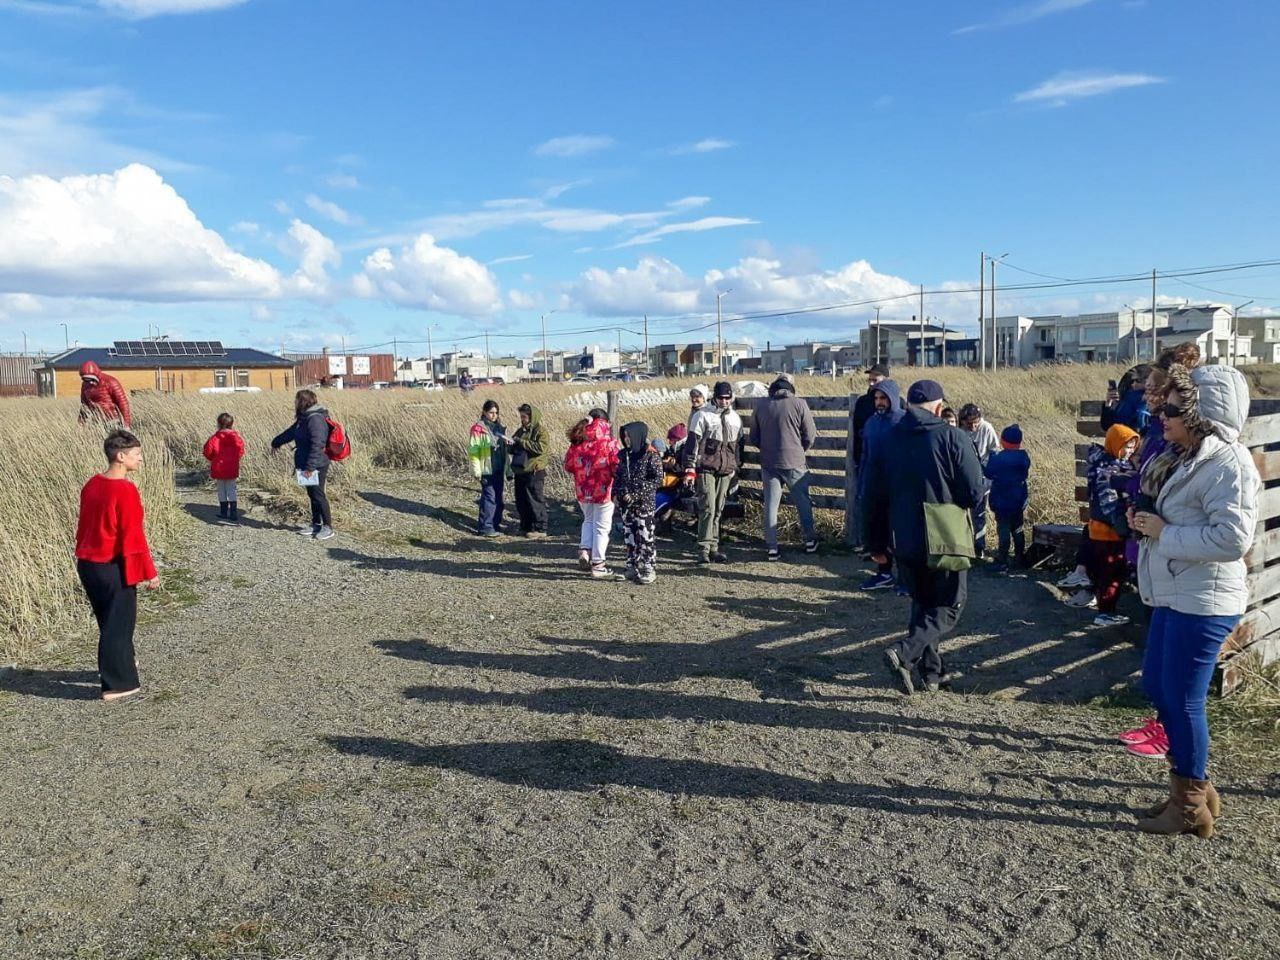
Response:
[76,429,160,701]
[203,412,246,523]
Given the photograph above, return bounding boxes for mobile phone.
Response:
[1108,379,1117,391]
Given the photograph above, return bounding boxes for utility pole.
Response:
[941,317,947,366]
[540,310,557,383]
[61,323,69,350]
[1231,300,1254,367]
[643,314,650,373]
[978,251,985,372]
[715,290,729,375]
[392,336,398,381]
[1151,268,1158,361]
[484,330,491,379]
[919,284,926,368]
[874,306,882,364]
[426,326,434,383]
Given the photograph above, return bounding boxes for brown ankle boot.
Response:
[1144,771,1221,819]
[1138,775,1216,838]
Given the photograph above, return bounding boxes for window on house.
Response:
[704,352,713,363]
[236,369,249,387]
[214,369,229,388]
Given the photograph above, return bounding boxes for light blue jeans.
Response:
[762,467,815,549]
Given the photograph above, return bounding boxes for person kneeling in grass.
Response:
[75,429,161,702]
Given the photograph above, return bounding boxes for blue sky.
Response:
[1,0,1277,357]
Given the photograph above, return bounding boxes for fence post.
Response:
[606,389,618,428]
[843,391,858,545]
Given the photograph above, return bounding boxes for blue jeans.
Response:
[1142,607,1240,780]
[477,474,505,533]
[762,467,815,549]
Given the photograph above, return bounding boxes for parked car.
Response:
[567,375,596,385]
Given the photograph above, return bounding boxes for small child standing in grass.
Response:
[983,424,1032,573]
[615,421,664,584]
[203,412,245,524]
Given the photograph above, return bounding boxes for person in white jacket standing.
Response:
[684,381,743,564]
[1130,363,1260,838]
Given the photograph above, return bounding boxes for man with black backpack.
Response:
[683,380,743,564]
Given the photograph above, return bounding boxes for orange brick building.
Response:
[37,341,297,398]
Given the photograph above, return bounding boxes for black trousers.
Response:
[892,561,968,685]
[77,559,140,693]
[305,465,331,527]
[514,470,547,533]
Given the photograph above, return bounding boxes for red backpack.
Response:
[325,417,352,461]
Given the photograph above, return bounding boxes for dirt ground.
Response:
[2,477,1278,960]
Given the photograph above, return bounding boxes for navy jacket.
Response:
[864,406,984,564]
[984,448,1031,517]
[272,405,330,471]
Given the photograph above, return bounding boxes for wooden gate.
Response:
[1076,397,1280,693]
[734,394,858,544]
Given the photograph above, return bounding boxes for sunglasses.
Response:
[1160,403,1184,420]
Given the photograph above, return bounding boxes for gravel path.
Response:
[2,477,1277,960]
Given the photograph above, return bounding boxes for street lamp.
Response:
[540,309,558,382]
[715,289,732,375]
[60,323,69,350]
[984,253,1008,369]
[1231,300,1254,367]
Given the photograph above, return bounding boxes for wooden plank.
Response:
[812,414,848,431]
[1259,485,1280,523]
[1075,460,1088,479]
[812,436,847,451]
[1074,484,1089,503]
[844,393,857,546]
[1078,504,1090,523]
[1079,400,1104,417]
[1251,449,1280,481]
[1224,594,1280,656]
[739,449,847,471]
[738,487,845,511]
[1247,561,1280,606]
[735,395,850,411]
[1250,398,1280,416]
[738,467,845,491]
[1075,443,1094,460]
[1077,420,1105,438]
[1244,524,1280,572]
[1241,413,1280,448]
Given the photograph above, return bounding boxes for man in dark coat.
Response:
[851,363,892,547]
[863,378,983,694]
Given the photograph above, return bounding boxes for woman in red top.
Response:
[75,429,160,701]
[203,411,246,523]
[564,410,621,579]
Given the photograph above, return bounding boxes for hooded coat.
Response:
[614,422,663,514]
[510,404,550,474]
[203,428,246,480]
[78,361,132,427]
[749,378,816,473]
[271,404,331,471]
[565,417,620,503]
[1137,365,1261,617]
[864,405,984,565]
[468,417,509,479]
[1086,424,1139,541]
[984,444,1031,517]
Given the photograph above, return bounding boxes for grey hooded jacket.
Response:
[1137,365,1261,617]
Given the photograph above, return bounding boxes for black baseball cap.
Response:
[865,363,890,377]
[907,379,945,404]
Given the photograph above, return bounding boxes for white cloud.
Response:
[1014,70,1165,105]
[0,87,198,177]
[304,193,357,225]
[508,289,538,309]
[667,196,711,209]
[533,134,615,158]
[672,138,735,155]
[230,220,260,235]
[956,0,1094,35]
[322,172,360,189]
[570,253,917,320]
[283,220,339,297]
[272,199,292,216]
[352,233,501,316]
[97,0,252,17]
[488,254,534,265]
[0,164,282,301]
[615,216,758,249]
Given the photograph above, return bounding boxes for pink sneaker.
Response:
[1125,727,1170,759]
[1118,716,1163,745]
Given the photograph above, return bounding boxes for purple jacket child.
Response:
[1124,417,1168,565]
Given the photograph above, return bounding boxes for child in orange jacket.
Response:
[203,412,246,523]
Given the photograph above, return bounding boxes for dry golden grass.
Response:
[0,364,1121,661]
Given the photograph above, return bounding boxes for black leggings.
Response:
[306,465,331,527]
[77,559,140,693]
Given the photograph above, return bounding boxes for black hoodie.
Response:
[614,421,663,513]
[863,405,984,564]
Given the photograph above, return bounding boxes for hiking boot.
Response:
[710,550,730,564]
[1093,613,1130,627]
[804,538,819,554]
[1137,775,1216,839]
[1126,727,1170,759]
[1056,569,1093,589]
[766,548,781,562]
[1144,770,1221,819]
[1063,589,1097,609]
[1119,716,1163,745]
[884,648,915,695]
[860,571,895,591]
[314,525,335,541]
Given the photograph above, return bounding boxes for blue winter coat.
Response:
[857,379,903,488]
[272,405,330,471]
[984,448,1031,517]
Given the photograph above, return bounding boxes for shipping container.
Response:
[287,352,396,389]
[0,354,45,397]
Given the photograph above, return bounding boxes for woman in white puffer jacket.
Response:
[1130,363,1260,838]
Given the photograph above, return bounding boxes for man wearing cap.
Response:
[684,380,743,563]
[863,378,983,693]
[78,361,132,428]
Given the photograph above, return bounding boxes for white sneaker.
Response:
[1063,589,1097,609]
[636,569,656,585]
[590,565,623,581]
[1093,613,1129,627]
[1056,570,1093,589]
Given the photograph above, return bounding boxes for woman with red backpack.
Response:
[271,389,337,541]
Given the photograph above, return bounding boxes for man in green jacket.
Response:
[510,402,550,538]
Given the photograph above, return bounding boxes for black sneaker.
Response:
[884,648,915,695]
[710,550,730,564]
[766,548,781,562]
[804,539,819,554]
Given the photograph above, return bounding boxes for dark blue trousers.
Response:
[477,474,505,534]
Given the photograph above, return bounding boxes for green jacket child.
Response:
[510,403,550,473]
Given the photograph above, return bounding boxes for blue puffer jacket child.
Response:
[984,424,1031,517]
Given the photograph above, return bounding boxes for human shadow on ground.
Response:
[358,490,447,521]
[326,734,1116,832]
[403,683,1101,754]
[183,502,292,531]
[328,546,588,582]
[0,668,100,701]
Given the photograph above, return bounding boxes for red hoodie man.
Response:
[78,361,132,427]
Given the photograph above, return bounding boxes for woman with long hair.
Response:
[271,388,335,541]
[1131,364,1259,837]
[468,399,510,536]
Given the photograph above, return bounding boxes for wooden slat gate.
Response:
[734,394,859,544]
[1077,398,1280,693]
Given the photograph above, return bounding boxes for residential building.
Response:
[814,343,862,374]
[395,357,437,383]
[563,347,621,375]
[859,322,966,368]
[761,342,824,374]
[647,342,749,376]
[288,349,396,388]
[1235,315,1280,364]
[39,341,296,396]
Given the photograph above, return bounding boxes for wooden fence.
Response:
[1076,398,1280,693]
[733,394,859,544]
